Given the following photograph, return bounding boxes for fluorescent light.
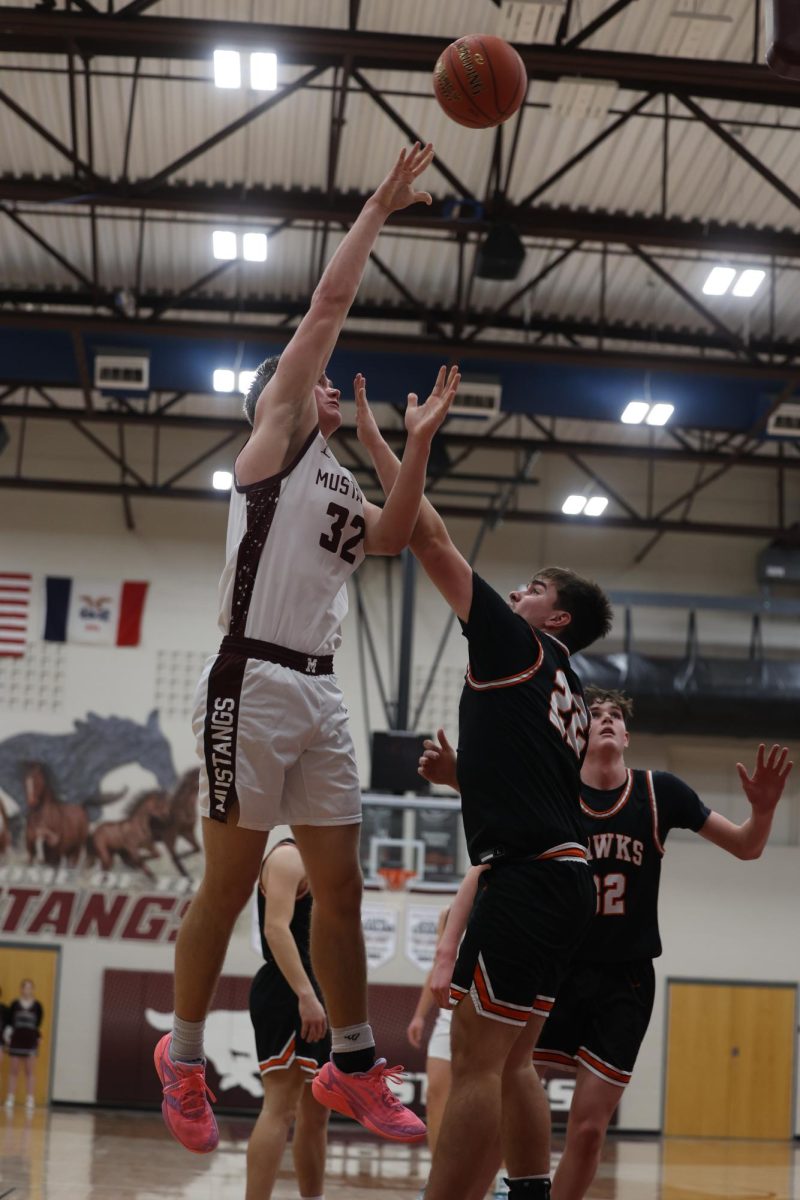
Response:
[242,232,268,262]
[238,370,257,394]
[250,51,277,91]
[213,470,233,491]
[646,403,674,426]
[562,495,587,515]
[214,49,241,89]
[213,369,235,392]
[732,269,766,298]
[702,266,735,296]
[620,400,649,424]
[584,496,608,517]
[212,230,237,260]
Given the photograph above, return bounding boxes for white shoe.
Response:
[4,1095,13,1110]
[25,1096,35,1111]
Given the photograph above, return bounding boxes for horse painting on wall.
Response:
[0,711,202,880]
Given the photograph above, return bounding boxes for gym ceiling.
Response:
[0,0,798,549]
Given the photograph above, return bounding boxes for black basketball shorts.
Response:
[534,959,656,1087]
[249,963,331,1078]
[450,859,595,1027]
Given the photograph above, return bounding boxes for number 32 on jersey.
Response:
[548,669,589,758]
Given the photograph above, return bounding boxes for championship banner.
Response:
[405,904,441,971]
[361,903,398,970]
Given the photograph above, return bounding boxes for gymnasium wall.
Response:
[0,487,798,1133]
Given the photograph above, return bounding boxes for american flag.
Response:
[0,572,31,657]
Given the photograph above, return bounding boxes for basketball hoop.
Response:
[377,866,416,892]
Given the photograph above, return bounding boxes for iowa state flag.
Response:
[44,578,149,646]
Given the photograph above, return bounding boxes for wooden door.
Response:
[0,943,59,1106]
[664,980,796,1139]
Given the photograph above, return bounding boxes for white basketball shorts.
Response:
[426,1007,453,1063]
[192,650,362,832]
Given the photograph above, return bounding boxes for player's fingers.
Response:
[438,728,452,751]
[413,143,434,174]
[432,364,446,393]
[407,391,418,409]
[780,757,794,781]
[735,762,749,786]
[412,189,433,206]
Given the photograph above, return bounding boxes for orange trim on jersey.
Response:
[466,636,544,692]
[580,770,634,819]
[259,1033,296,1074]
[296,1056,319,1073]
[472,959,532,1026]
[532,994,555,1016]
[645,770,665,857]
[536,842,588,863]
[533,1049,577,1070]
[577,1046,631,1087]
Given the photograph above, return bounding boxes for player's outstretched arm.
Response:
[699,743,793,860]
[429,866,487,1007]
[262,849,328,1043]
[360,365,459,555]
[355,373,473,619]
[238,143,434,481]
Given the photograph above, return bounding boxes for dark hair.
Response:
[536,566,613,653]
[243,355,281,426]
[584,686,633,722]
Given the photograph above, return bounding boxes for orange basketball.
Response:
[433,34,527,129]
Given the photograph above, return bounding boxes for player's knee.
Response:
[312,867,362,917]
[198,870,254,920]
[264,1102,297,1132]
[572,1113,607,1157]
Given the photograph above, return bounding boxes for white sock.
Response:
[170,1016,205,1063]
[330,1023,375,1055]
[300,1194,325,1200]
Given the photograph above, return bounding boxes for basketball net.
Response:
[377,866,416,892]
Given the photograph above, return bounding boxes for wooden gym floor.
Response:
[1,1107,798,1199]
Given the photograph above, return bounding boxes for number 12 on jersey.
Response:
[594,872,626,915]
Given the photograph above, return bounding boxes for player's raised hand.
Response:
[405,365,460,445]
[736,743,793,813]
[372,142,435,214]
[354,373,382,450]
[418,728,459,790]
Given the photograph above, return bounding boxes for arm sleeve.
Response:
[654,771,711,840]
[460,572,538,680]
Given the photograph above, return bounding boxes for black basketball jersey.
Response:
[256,840,313,968]
[457,572,590,864]
[579,769,710,962]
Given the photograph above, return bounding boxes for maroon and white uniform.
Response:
[193,427,366,831]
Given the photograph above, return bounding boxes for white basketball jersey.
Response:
[217,428,366,656]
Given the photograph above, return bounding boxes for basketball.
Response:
[433,34,527,129]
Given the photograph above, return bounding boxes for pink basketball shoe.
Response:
[154,1034,219,1154]
[312,1058,426,1143]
